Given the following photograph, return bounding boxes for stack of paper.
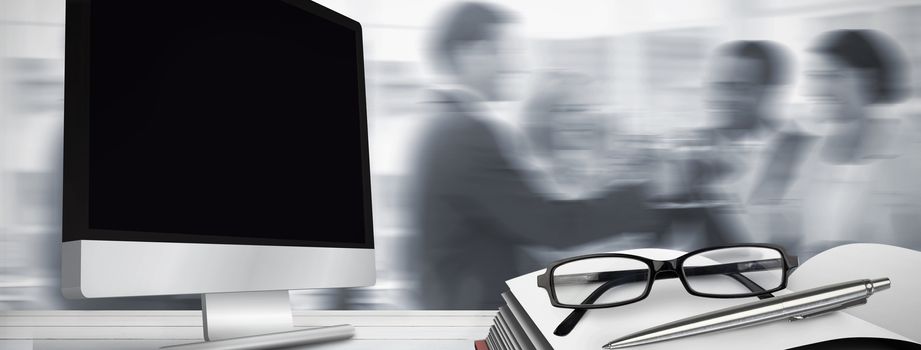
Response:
[475,244,921,350]
[482,291,550,350]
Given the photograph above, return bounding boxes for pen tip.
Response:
[869,278,891,293]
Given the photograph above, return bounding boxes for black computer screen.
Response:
[63,0,373,248]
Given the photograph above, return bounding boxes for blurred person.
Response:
[522,72,658,200]
[708,42,791,137]
[521,72,614,199]
[412,2,664,309]
[657,40,813,247]
[517,72,665,263]
[798,29,914,255]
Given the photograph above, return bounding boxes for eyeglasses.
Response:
[536,244,798,336]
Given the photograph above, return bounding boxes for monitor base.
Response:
[160,290,354,349]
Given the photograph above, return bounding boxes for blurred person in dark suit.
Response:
[412,2,664,309]
[662,41,814,247]
[797,29,915,256]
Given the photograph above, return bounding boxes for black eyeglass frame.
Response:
[536,243,799,310]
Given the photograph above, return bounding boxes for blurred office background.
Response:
[2,0,921,310]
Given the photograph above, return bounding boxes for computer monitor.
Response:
[62,0,374,346]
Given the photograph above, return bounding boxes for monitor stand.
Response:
[161,290,354,350]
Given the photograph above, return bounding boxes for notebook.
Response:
[503,243,921,349]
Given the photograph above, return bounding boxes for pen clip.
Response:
[789,298,868,321]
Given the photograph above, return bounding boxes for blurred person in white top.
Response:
[520,72,651,201]
[797,29,917,257]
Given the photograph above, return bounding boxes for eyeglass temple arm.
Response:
[554,276,633,336]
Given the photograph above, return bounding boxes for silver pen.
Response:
[602,278,891,349]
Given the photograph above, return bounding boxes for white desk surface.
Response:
[0,310,496,350]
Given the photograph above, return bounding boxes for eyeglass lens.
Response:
[682,246,784,295]
[551,257,650,306]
